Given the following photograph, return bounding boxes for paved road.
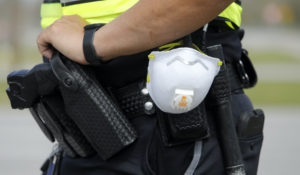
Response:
[0,106,300,175]
[257,106,300,175]
[0,107,52,175]
[243,27,300,59]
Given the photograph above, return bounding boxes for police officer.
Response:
[36,0,264,174]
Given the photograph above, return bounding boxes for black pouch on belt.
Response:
[237,109,265,175]
[50,52,137,160]
[157,102,210,147]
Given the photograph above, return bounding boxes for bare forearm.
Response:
[37,0,234,64]
[95,0,234,60]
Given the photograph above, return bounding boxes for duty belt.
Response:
[110,62,246,119]
[109,80,155,119]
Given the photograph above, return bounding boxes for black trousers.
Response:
[43,27,263,175]
[52,93,262,175]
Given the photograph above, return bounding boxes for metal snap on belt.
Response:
[144,101,155,115]
[141,88,149,95]
[141,88,155,115]
[144,101,153,111]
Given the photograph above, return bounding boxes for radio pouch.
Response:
[157,102,209,147]
[50,53,137,160]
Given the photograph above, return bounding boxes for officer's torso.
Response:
[40,0,243,88]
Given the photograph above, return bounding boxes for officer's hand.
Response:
[37,15,88,64]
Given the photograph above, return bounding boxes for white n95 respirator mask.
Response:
[146,47,222,114]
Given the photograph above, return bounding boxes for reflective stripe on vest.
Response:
[218,1,242,29]
[41,0,138,28]
[41,2,63,29]
[40,0,242,29]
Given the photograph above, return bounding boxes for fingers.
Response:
[37,27,53,59]
[37,15,87,63]
[37,17,66,59]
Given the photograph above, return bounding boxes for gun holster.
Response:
[6,52,137,160]
[50,53,137,160]
[30,94,95,157]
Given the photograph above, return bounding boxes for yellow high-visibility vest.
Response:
[41,0,242,29]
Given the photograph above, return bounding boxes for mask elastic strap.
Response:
[201,23,209,53]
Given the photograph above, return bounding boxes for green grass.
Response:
[249,50,299,64]
[245,82,300,106]
[0,81,9,105]
[0,48,42,67]
[245,50,300,105]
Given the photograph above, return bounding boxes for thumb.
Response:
[41,47,54,60]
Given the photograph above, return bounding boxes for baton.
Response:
[207,45,246,175]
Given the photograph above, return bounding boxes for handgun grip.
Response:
[6,63,58,109]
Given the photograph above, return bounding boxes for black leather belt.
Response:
[110,80,154,120]
[111,63,243,120]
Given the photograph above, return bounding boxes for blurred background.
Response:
[0,0,299,174]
